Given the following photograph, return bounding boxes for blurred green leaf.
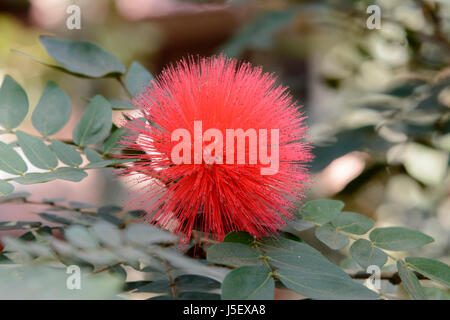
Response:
[103,125,126,154]
[276,267,378,300]
[178,292,221,300]
[50,140,82,167]
[315,224,349,250]
[397,260,427,300]
[405,257,450,288]
[73,95,112,147]
[223,231,254,245]
[0,265,122,299]
[0,221,41,230]
[53,167,87,182]
[207,243,263,267]
[38,213,73,225]
[423,286,450,300]
[0,180,14,196]
[299,199,344,224]
[125,224,175,246]
[135,280,170,293]
[40,36,126,78]
[0,75,28,131]
[370,227,434,251]
[383,79,427,97]
[64,225,99,249]
[32,81,70,137]
[0,141,27,175]
[221,9,296,57]
[14,172,56,185]
[222,266,274,300]
[0,191,30,202]
[16,130,58,170]
[125,62,154,97]
[92,221,122,247]
[262,238,378,299]
[350,239,387,269]
[175,274,221,291]
[331,211,374,235]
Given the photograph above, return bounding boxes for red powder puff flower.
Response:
[118,55,312,242]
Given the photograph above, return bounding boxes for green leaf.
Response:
[0,221,41,230]
[31,81,71,136]
[276,268,378,300]
[207,243,263,267]
[0,141,27,175]
[405,257,450,288]
[39,36,126,78]
[125,62,154,97]
[222,266,274,300]
[290,219,315,231]
[64,225,99,249]
[397,260,427,300]
[125,224,175,245]
[331,211,374,235]
[315,224,349,250]
[135,280,170,293]
[261,238,348,276]
[262,238,378,300]
[299,199,344,224]
[223,231,254,245]
[0,75,29,130]
[175,275,221,291]
[38,213,73,225]
[92,221,122,247]
[16,130,58,170]
[54,167,87,182]
[0,265,122,299]
[50,140,82,166]
[350,239,388,269]
[178,292,221,300]
[102,125,126,154]
[423,286,450,300]
[0,180,14,196]
[370,227,434,251]
[0,191,30,202]
[13,172,56,185]
[72,95,112,147]
[85,148,103,162]
[220,9,296,57]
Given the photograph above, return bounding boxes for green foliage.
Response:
[16,130,58,170]
[39,36,126,78]
[0,141,28,175]
[72,95,112,147]
[125,61,154,97]
[369,227,434,251]
[397,260,427,300]
[222,266,274,300]
[0,75,28,131]
[298,199,344,224]
[350,239,387,269]
[405,257,450,288]
[50,140,83,167]
[1,31,449,300]
[31,81,71,137]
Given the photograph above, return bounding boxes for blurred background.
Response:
[0,0,449,272]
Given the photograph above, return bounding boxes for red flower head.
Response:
[119,56,312,242]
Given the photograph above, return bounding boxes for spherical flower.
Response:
[118,55,312,242]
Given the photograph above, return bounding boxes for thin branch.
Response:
[161,258,178,299]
